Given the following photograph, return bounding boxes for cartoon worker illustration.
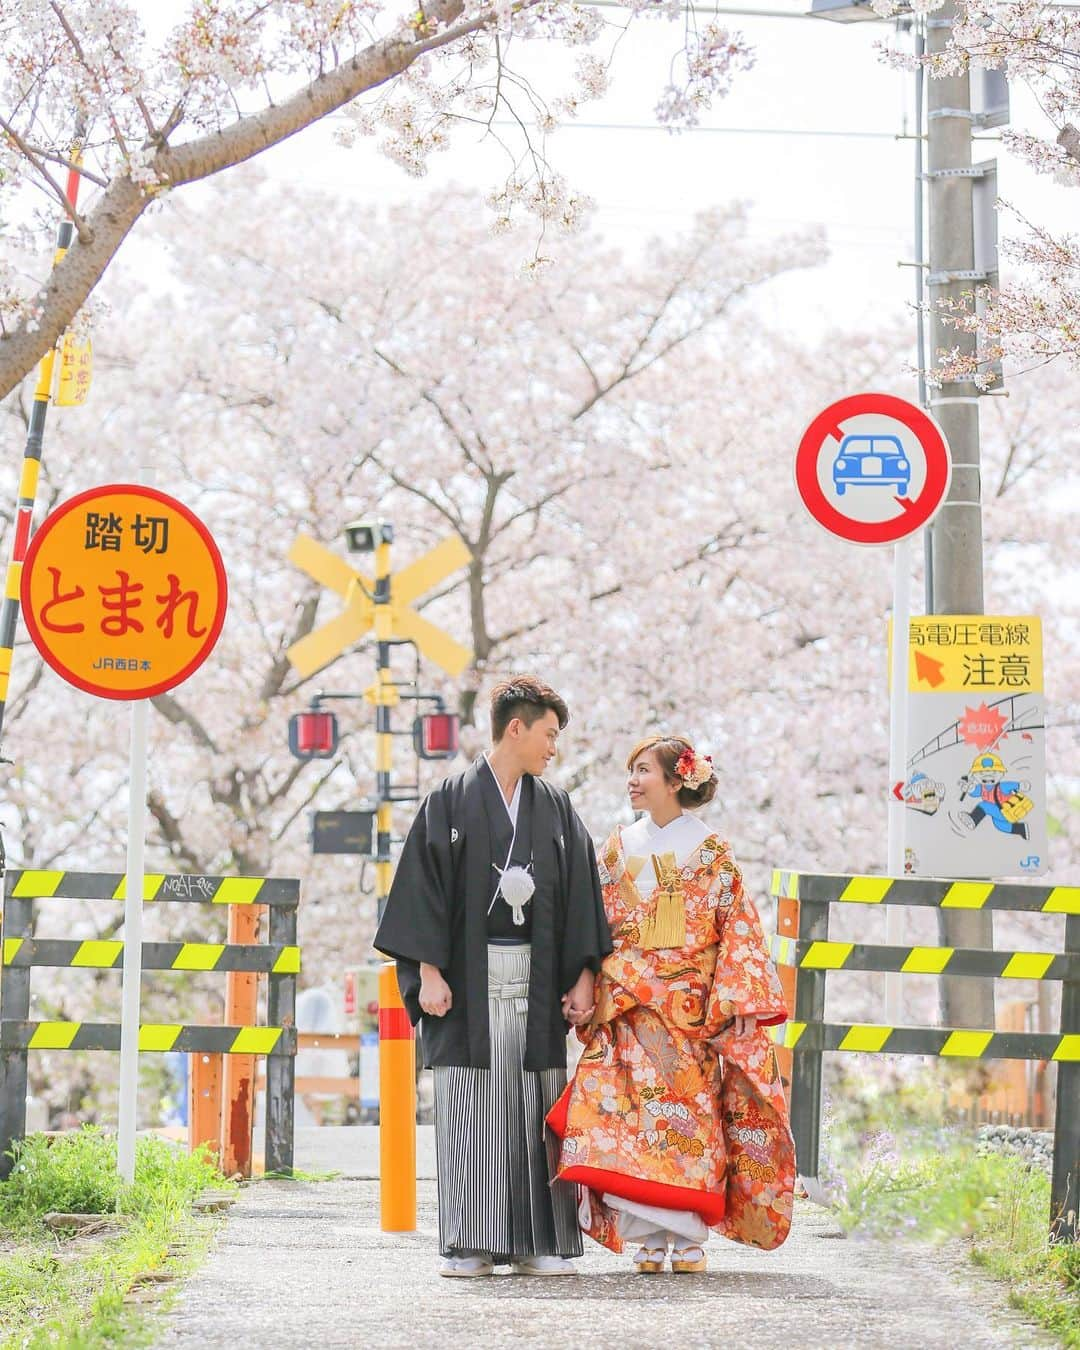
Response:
[899,772,945,816]
[958,752,1034,841]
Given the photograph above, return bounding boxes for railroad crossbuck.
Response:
[286,533,472,679]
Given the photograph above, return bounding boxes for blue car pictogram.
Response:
[832,434,910,497]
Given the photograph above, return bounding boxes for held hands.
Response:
[561,968,596,1028]
[419,962,453,1018]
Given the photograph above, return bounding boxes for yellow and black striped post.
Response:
[0,156,84,752]
[373,529,396,922]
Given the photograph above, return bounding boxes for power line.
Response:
[585,2,822,17]
[529,121,901,138]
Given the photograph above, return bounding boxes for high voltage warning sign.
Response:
[889,615,1046,879]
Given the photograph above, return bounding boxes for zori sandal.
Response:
[670,1244,706,1274]
[633,1245,666,1274]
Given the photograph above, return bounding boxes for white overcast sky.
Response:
[137,3,1074,354]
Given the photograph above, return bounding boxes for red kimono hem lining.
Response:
[546,1085,571,1136]
[557,1164,727,1226]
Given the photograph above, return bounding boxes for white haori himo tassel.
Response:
[498,865,535,926]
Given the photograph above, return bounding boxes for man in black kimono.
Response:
[375,675,611,1278]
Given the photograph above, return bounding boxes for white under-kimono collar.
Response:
[623,811,710,865]
[482,754,523,828]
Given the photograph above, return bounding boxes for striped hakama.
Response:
[433,944,582,1263]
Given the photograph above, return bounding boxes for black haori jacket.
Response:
[374,758,611,1071]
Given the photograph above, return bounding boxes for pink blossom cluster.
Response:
[0,0,755,398]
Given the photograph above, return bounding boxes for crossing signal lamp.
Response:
[414,709,459,760]
[344,517,393,553]
[288,709,339,760]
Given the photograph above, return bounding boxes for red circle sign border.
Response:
[795,392,952,546]
[20,483,228,702]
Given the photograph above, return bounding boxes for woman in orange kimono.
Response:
[548,735,795,1273]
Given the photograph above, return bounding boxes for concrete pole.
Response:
[926,0,995,1032]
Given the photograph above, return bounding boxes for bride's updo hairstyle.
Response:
[626,734,718,809]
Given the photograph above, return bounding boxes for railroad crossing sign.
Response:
[286,533,473,678]
[795,392,952,546]
[21,484,227,700]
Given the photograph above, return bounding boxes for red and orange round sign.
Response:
[21,484,227,701]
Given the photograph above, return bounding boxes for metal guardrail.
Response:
[0,869,300,1177]
[769,869,1079,1244]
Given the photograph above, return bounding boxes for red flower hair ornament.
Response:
[675,746,714,790]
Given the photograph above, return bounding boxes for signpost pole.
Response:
[117,695,148,1184]
[886,536,912,1022]
[795,394,952,1027]
[118,464,156,1185]
[18,481,228,1184]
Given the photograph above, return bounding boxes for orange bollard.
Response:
[221,904,261,1177]
[378,961,416,1231]
[775,895,799,1093]
[189,1051,223,1158]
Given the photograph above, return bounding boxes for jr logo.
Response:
[1019,855,1042,871]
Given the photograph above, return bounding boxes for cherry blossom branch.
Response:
[258,592,321,704]
[48,0,132,159]
[0,1,546,403]
[372,344,496,479]
[0,113,86,230]
[16,145,108,189]
[269,758,347,840]
[151,690,220,754]
[147,788,205,871]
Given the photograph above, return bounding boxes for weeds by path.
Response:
[0,1127,230,1348]
[830,1139,1080,1346]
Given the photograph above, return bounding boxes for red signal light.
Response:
[415,712,459,760]
[288,710,339,760]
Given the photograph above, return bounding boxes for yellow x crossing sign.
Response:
[286,533,473,679]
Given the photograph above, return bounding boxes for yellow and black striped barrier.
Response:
[0,868,301,1179]
[770,936,1079,981]
[774,867,1079,1244]
[0,1021,297,1055]
[769,1021,1079,1061]
[771,868,1080,914]
[3,938,301,974]
[5,869,299,907]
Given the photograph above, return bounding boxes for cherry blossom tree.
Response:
[3,177,1077,1122]
[0,0,754,401]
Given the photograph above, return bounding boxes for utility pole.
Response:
[925,0,994,1031]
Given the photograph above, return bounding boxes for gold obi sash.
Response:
[627,850,687,951]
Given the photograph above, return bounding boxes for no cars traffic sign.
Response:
[795,392,952,546]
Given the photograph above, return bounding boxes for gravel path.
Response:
[154,1134,1055,1350]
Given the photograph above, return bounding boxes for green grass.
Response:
[0,1127,230,1348]
[257,1166,340,1183]
[829,1138,1080,1346]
